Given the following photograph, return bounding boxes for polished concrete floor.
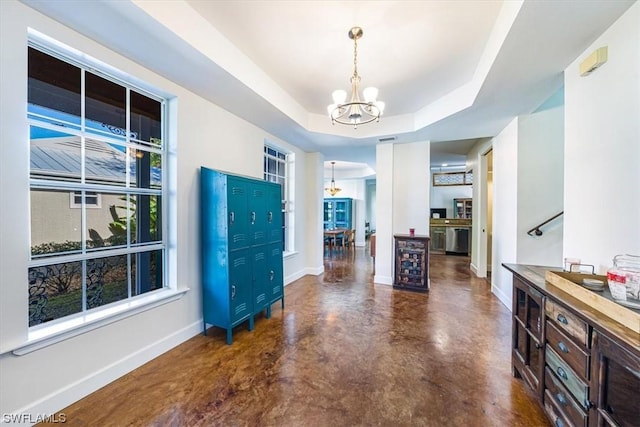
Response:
[46,247,550,426]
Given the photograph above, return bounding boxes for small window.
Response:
[70,191,101,208]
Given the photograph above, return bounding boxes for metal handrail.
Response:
[527,211,564,236]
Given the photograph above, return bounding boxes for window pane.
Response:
[31,189,81,256]
[85,138,127,186]
[86,255,129,309]
[131,249,163,296]
[268,158,276,174]
[29,261,82,326]
[28,47,81,128]
[130,149,162,190]
[86,192,129,249]
[30,127,81,182]
[130,91,161,146]
[131,194,162,244]
[85,72,126,139]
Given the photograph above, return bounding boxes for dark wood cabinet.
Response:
[591,331,640,427]
[393,234,429,292]
[512,277,545,399]
[504,264,639,427]
[429,226,446,253]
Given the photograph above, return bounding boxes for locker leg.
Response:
[281,297,284,309]
[226,329,232,345]
[249,315,255,331]
[266,306,271,319]
[203,323,207,336]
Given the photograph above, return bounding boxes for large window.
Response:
[27,45,166,327]
[263,144,294,253]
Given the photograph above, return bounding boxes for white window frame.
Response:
[12,31,183,356]
[264,143,294,254]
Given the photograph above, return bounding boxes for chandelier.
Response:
[325,161,342,196]
[327,27,385,129]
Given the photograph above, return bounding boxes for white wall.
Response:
[564,2,640,273]
[365,179,376,232]
[0,1,319,417]
[491,119,519,308]
[374,141,430,285]
[516,103,564,266]
[393,142,431,236]
[374,144,394,285]
[305,153,325,276]
[430,184,472,218]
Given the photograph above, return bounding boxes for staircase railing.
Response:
[527,211,564,236]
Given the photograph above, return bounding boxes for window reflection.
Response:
[28,261,82,326]
[30,189,81,256]
[86,255,129,308]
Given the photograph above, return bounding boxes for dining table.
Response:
[323,228,348,252]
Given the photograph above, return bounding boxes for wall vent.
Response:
[378,136,396,142]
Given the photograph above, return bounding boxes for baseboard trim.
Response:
[491,283,512,311]
[13,320,202,419]
[373,275,393,285]
[470,262,479,276]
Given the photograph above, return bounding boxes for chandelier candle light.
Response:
[325,161,342,196]
[327,27,385,128]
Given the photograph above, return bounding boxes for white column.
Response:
[374,144,394,285]
[304,152,325,275]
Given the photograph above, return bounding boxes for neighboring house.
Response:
[30,135,161,248]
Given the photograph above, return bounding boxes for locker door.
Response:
[249,182,268,246]
[228,249,252,324]
[227,176,249,251]
[251,246,269,313]
[267,242,284,304]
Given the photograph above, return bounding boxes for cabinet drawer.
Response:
[544,389,572,427]
[546,320,589,379]
[545,367,587,427]
[545,299,588,347]
[546,347,589,409]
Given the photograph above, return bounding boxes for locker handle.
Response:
[270,270,275,281]
[230,212,235,225]
[231,285,236,299]
[268,211,273,223]
[251,211,256,224]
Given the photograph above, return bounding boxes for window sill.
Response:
[283,251,298,259]
[11,288,189,356]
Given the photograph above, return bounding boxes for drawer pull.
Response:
[556,392,567,406]
[534,342,541,349]
[557,342,569,353]
[557,366,568,381]
[555,417,564,427]
[557,313,568,325]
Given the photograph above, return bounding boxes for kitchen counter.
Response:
[503,263,639,352]
[430,218,471,226]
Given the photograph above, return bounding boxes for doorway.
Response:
[478,148,493,278]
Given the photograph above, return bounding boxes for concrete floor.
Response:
[46,248,549,426]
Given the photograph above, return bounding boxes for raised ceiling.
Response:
[23,0,635,168]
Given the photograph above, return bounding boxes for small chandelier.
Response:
[325,161,342,196]
[327,27,385,129]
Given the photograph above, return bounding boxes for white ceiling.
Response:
[23,0,635,170]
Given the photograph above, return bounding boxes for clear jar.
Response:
[607,254,640,301]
